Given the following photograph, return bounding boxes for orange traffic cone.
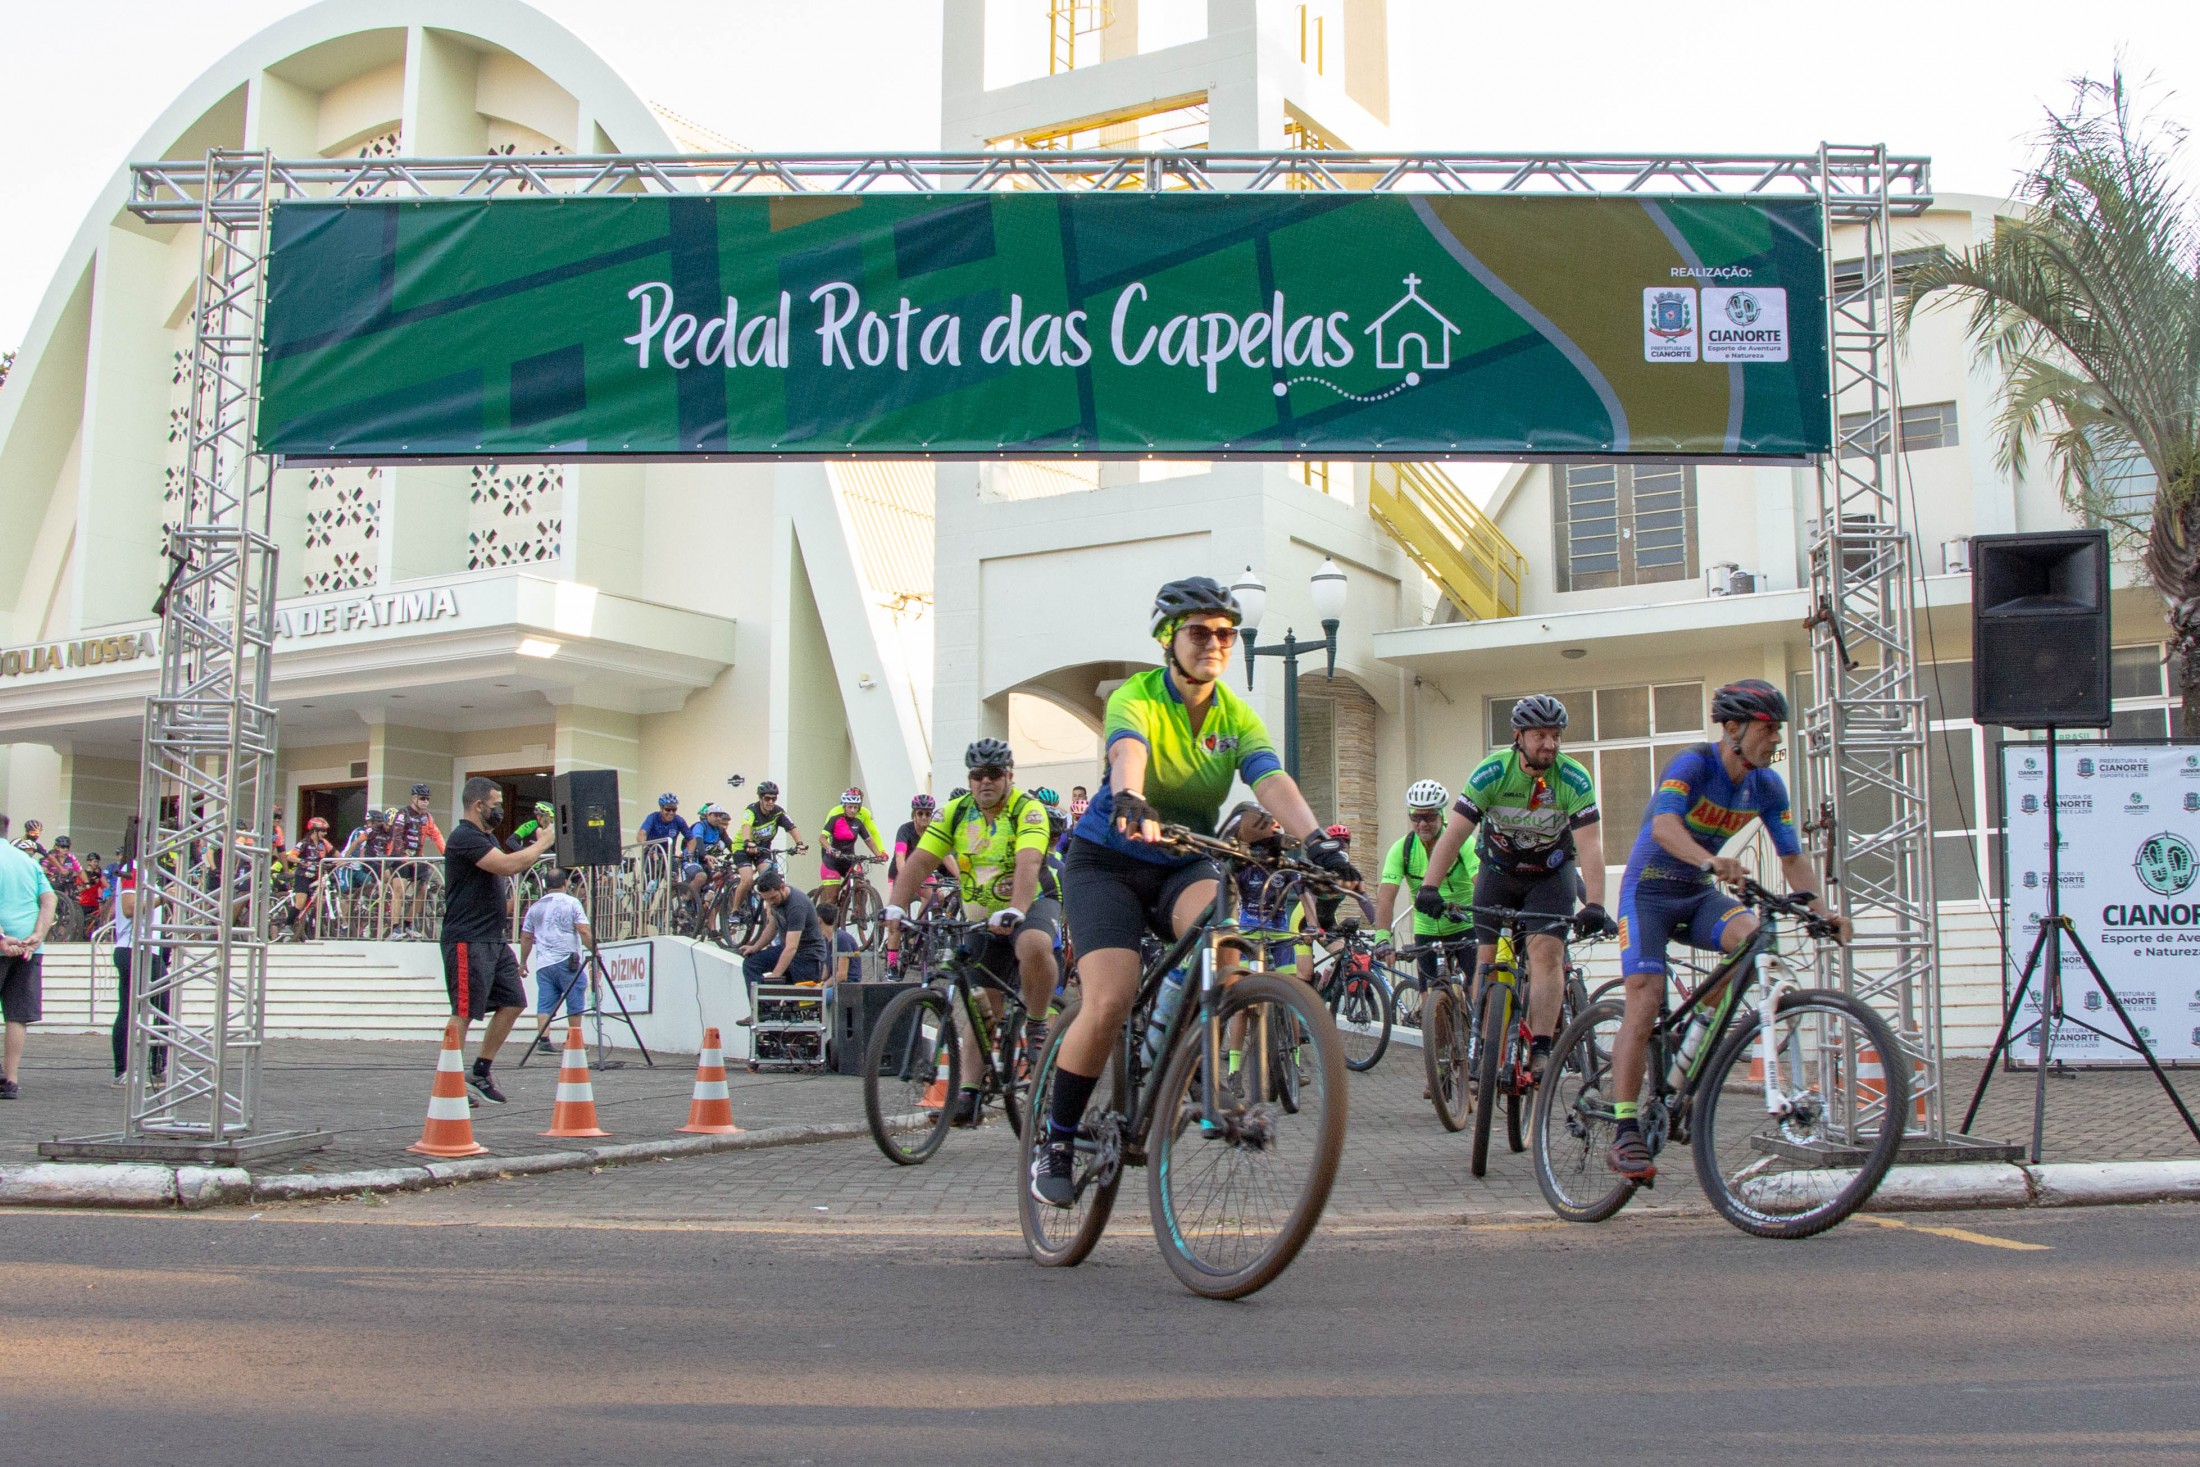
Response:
[541,1021,610,1139]
[677,1026,741,1135]
[919,1030,949,1110]
[409,1020,489,1158]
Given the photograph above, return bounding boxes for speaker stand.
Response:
[1960,726,2200,1161]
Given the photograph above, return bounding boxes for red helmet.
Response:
[1324,823,1352,843]
[306,816,329,831]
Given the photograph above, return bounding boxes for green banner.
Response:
[258,192,1830,460]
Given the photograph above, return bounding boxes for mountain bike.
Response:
[863,916,1028,1163]
[1530,879,1908,1239]
[1396,936,1477,1130]
[1452,904,1596,1177]
[812,853,884,949]
[1020,827,1350,1300]
[713,843,797,950]
[1304,918,1394,1072]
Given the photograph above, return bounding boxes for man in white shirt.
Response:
[520,868,595,1053]
[111,864,170,1085]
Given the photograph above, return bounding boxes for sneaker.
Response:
[1021,1025,1049,1081]
[467,1067,508,1104]
[951,1089,984,1128]
[533,1035,558,1055]
[1029,1134,1076,1209]
[0,1080,18,1100]
[1527,1042,1552,1086]
[1607,1128,1656,1183]
[111,1074,128,1088]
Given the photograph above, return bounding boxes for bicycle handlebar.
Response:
[1151,824,1360,897]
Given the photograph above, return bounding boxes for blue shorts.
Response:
[1618,880,1745,977]
[533,956,587,1017]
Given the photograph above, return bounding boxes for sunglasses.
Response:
[1409,810,1441,822]
[1177,624,1240,649]
[968,766,1011,781]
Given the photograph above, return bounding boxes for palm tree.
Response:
[1902,69,2200,732]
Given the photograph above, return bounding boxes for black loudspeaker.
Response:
[553,769,622,867]
[833,981,918,1076]
[1970,530,2112,729]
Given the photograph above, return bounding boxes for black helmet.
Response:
[1150,576,1242,639]
[1511,695,1570,731]
[53,835,71,848]
[1711,678,1790,726]
[410,782,432,799]
[756,780,779,798]
[965,737,1014,770]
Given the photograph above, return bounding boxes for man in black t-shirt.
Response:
[740,870,830,986]
[441,775,557,1103]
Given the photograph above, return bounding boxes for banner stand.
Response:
[1968,729,2200,1162]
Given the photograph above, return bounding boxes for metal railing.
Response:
[271,838,680,944]
[1368,461,1527,621]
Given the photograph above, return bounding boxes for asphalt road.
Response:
[4,1203,2195,1465]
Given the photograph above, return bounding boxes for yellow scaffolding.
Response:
[1368,462,1526,621]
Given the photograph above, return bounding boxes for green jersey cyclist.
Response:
[882,738,1063,1124]
[1604,678,1851,1181]
[1418,695,1614,1082]
[1031,576,1360,1208]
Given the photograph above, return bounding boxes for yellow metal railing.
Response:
[1368,462,1526,621]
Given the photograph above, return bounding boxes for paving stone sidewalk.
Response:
[258,1042,2198,1229]
[0,1032,853,1175]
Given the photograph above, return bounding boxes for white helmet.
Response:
[1406,779,1449,810]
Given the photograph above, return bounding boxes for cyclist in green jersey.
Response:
[1031,576,1359,1207]
[1373,779,1478,988]
[883,738,1063,1119]
[1417,695,1614,1080]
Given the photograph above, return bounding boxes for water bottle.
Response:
[1142,965,1192,1068]
[1667,1011,1713,1088]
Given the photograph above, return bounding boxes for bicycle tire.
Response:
[846,881,883,950]
[1267,1002,1304,1114]
[1470,977,1511,1178]
[1018,996,1122,1268]
[862,986,958,1165]
[1331,968,1392,1073]
[988,989,1029,1139]
[1422,983,1472,1132]
[1385,963,1423,1032]
[1506,1071,1527,1154]
[1529,998,1639,1223]
[1148,974,1347,1300]
[1691,989,1909,1240]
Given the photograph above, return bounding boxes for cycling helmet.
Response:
[964,738,1014,770]
[910,794,938,814]
[1150,576,1243,640]
[367,808,390,824]
[1047,806,1068,836]
[696,802,720,819]
[756,781,779,799]
[948,786,968,802]
[1510,695,1570,731]
[1217,801,1276,843]
[840,786,865,805]
[1325,823,1352,843]
[657,791,678,808]
[410,782,433,798]
[534,801,554,816]
[1033,787,1059,807]
[1711,678,1790,726]
[306,817,329,831]
[1406,779,1449,810]
[53,835,71,848]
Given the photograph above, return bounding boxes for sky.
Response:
[1,0,2196,352]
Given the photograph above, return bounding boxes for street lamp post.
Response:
[1231,560,1348,779]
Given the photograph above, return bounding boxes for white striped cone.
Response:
[678,1026,741,1134]
[541,1021,610,1138]
[1857,1045,1929,1129]
[409,1020,489,1158]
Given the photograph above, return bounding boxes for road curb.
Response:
[2,1115,915,1210]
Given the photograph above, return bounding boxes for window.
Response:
[1830,247,1946,302]
[1485,681,1706,872]
[1838,400,1959,459]
[1554,464,1698,591]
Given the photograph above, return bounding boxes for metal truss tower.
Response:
[1802,144,1955,1146]
[53,153,322,1163]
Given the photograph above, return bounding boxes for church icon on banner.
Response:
[1364,276,1459,374]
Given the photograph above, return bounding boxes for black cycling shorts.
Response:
[1060,839,1220,956]
[1471,862,1576,946]
[393,859,434,885]
[962,896,1064,980]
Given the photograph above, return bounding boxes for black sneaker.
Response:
[0,1079,18,1100]
[1527,1041,1552,1086]
[1029,1134,1076,1208]
[951,1089,984,1128]
[1607,1128,1656,1183]
[468,1067,508,1104]
[533,1035,558,1055]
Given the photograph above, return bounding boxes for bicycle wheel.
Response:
[1265,1000,1307,1114]
[1470,977,1512,1178]
[1692,989,1909,1240]
[1506,1063,1528,1154]
[1385,964,1423,1032]
[863,986,959,1165]
[1530,998,1640,1223]
[1422,983,1472,1132]
[846,882,883,949]
[1148,974,1348,1300]
[706,891,740,952]
[1019,996,1123,1268]
[989,993,1029,1138]
[1328,964,1392,1073]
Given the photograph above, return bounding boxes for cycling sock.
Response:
[1225,1048,1242,1076]
[1530,1035,1552,1056]
[1047,1065,1100,1140]
[472,1057,491,1076]
[959,1082,980,1093]
[1613,1100,1638,1122]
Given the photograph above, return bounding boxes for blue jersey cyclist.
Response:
[1030,575,1360,1209]
[1606,678,1852,1183]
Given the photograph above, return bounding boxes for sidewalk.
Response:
[0,1032,861,1176]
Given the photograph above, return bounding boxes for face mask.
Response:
[487,804,506,826]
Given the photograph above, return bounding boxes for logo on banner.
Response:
[2126,790,2153,814]
[2083,991,2103,1012]
[2182,753,2200,777]
[2134,832,2198,896]
[2022,871,2038,888]
[2018,755,2042,781]
[1702,287,1790,362]
[2022,794,2041,814]
[1643,288,1699,362]
[2076,757,2096,778]
[2184,792,2199,813]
